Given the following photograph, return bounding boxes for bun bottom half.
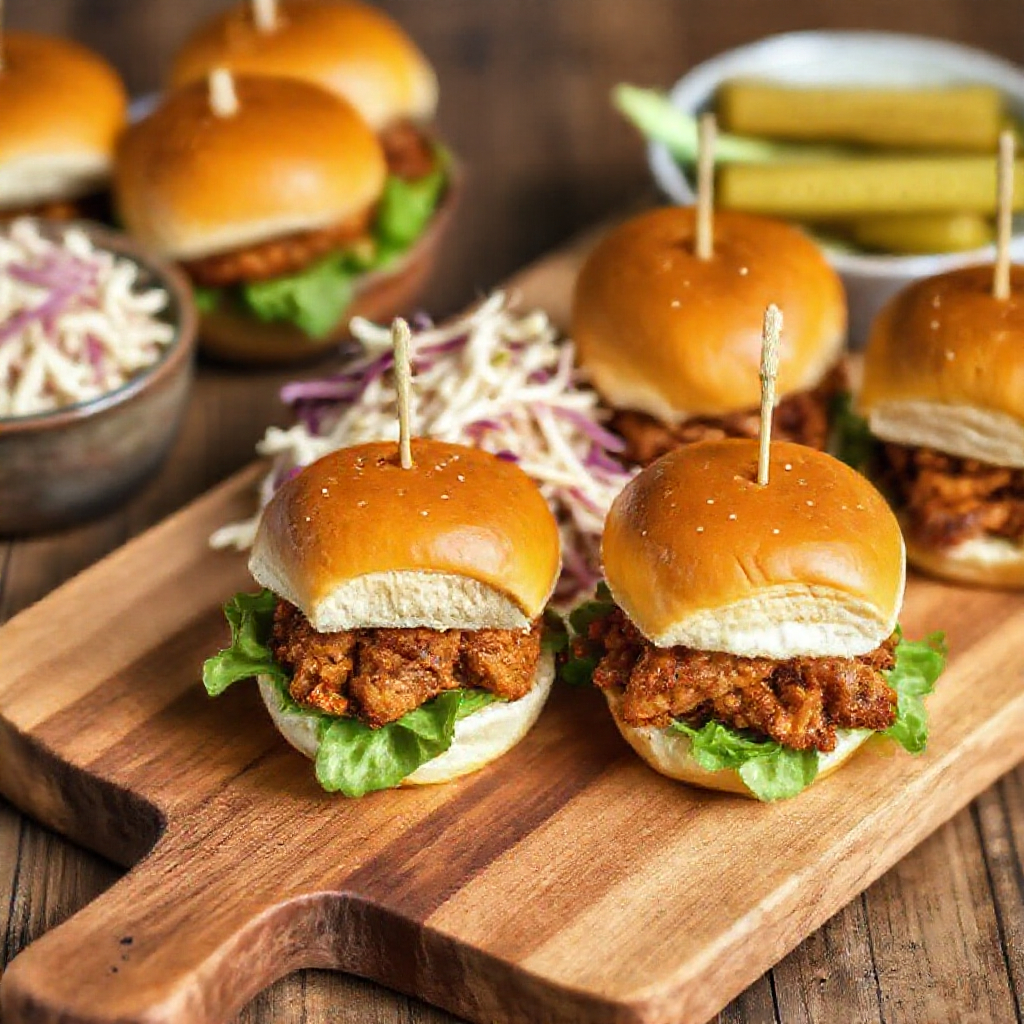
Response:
[258,648,554,787]
[603,688,871,798]
[904,531,1024,589]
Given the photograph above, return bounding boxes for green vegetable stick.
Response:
[719,157,1024,218]
[718,81,1004,151]
[612,84,840,165]
[847,212,994,254]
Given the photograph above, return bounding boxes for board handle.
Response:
[0,835,337,1024]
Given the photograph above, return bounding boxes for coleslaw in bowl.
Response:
[0,219,197,534]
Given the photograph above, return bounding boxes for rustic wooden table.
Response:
[2,2,1023,1022]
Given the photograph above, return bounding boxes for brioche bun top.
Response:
[0,32,128,210]
[572,207,846,423]
[169,0,438,130]
[114,74,386,261]
[860,264,1024,467]
[250,439,561,632]
[602,439,905,658]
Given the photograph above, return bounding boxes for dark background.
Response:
[3,3,1024,1023]
[10,0,1024,316]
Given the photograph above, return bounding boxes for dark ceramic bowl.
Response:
[0,222,198,535]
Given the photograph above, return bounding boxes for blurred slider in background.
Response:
[856,134,1024,589]
[115,0,456,366]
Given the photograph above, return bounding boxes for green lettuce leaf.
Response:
[829,391,877,472]
[560,655,598,688]
[233,158,447,339]
[270,678,499,797]
[612,84,843,164]
[192,284,221,314]
[202,589,286,695]
[454,689,501,720]
[568,581,615,635]
[559,582,616,687]
[670,720,820,801]
[376,161,447,249]
[241,254,359,339]
[315,690,463,797]
[737,750,821,801]
[884,631,948,754]
[204,590,500,796]
[666,631,946,800]
[541,608,569,655]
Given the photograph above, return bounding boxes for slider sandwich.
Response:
[567,405,945,800]
[572,207,848,465]
[170,0,438,139]
[203,437,562,796]
[860,263,1024,586]
[115,68,451,363]
[169,0,447,270]
[0,33,127,221]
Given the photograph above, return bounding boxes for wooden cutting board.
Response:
[2,236,1024,1024]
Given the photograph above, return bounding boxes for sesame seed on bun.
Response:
[572,207,846,424]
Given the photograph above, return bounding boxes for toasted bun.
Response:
[258,650,554,787]
[114,75,386,260]
[250,439,561,631]
[169,0,437,130]
[903,528,1024,589]
[572,208,846,422]
[0,33,127,210]
[602,439,905,658]
[861,264,1024,467]
[602,688,870,799]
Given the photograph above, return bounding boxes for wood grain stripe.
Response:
[342,689,626,922]
[26,607,231,779]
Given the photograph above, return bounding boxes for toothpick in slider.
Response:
[208,68,240,118]
[757,304,782,487]
[392,317,415,469]
[993,129,1015,301]
[695,112,717,260]
[253,0,279,33]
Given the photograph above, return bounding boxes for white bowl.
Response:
[648,31,1024,345]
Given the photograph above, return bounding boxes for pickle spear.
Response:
[845,213,994,254]
[718,81,1004,151]
[719,157,1024,217]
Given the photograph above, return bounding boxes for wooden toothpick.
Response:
[0,0,6,72]
[392,318,415,470]
[993,129,1015,301]
[695,112,717,260]
[757,304,782,487]
[252,0,279,32]
[208,68,239,118]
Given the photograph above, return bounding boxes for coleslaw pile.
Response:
[0,218,174,418]
[211,292,635,601]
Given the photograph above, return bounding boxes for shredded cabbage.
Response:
[211,293,635,601]
[0,218,174,417]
